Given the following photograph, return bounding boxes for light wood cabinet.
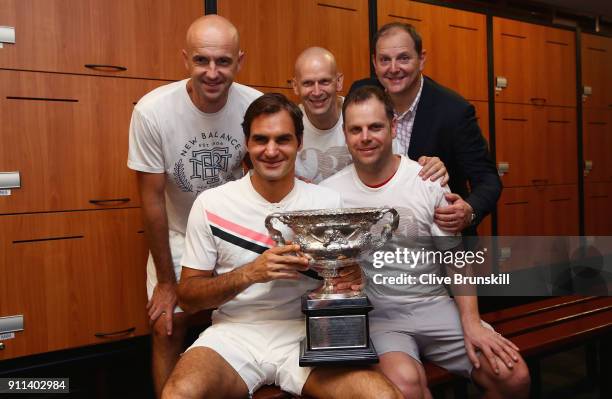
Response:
[0,208,148,360]
[495,103,577,187]
[581,33,612,110]
[378,0,488,102]
[218,0,369,94]
[0,70,166,214]
[0,0,202,80]
[497,185,579,236]
[493,17,576,107]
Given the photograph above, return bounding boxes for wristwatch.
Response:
[469,211,477,225]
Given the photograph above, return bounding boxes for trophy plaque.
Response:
[265,207,399,366]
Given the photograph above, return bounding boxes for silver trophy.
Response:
[265,207,399,366]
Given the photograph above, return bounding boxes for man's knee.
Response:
[498,360,530,394]
[162,375,204,399]
[377,365,424,399]
[476,357,531,396]
[391,371,425,399]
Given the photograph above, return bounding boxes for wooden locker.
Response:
[540,184,579,236]
[543,107,577,185]
[497,185,579,236]
[495,103,544,187]
[497,186,536,235]
[493,17,576,107]
[0,209,149,360]
[0,70,166,214]
[584,182,612,235]
[0,0,202,80]
[217,0,297,89]
[583,108,612,183]
[218,0,370,94]
[581,33,612,109]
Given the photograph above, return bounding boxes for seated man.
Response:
[321,86,530,399]
[162,93,402,399]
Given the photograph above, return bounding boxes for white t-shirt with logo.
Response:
[320,155,460,305]
[182,174,343,323]
[128,79,262,235]
[295,101,352,184]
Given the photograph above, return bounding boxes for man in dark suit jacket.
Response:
[350,23,501,236]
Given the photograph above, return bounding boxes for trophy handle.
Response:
[373,207,399,247]
[265,213,286,246]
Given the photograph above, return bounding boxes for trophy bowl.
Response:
[265,206,399,366]
[265,207,399,299]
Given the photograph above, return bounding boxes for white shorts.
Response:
[370,296,494,379]
[146,230,184,313]
[186,319,312,396]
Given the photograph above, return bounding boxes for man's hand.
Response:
[418,156,449,186]
[434,193,473,233]
[332,263,364,292]
[243,244,310,284]
[147,281,178,336]
[462,322,520,374]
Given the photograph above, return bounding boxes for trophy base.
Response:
[299,294,378,366]
[299,338,378,366]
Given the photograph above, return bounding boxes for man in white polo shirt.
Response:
[321,86,530,399]
[162,93,402,399]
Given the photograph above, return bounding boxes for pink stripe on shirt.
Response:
[206,210,275,247]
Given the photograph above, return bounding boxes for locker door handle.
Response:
[89,198,130,205]
[530,98,547,105]
[94,327,136,338]
[84,64,127,72]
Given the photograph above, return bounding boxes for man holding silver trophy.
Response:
[320,86,530,399]
[162,93,402,399]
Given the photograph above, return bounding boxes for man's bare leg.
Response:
[302,365,403,399]
[151,311,189,398]
[162,346,249,399]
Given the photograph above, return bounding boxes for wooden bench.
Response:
[253,296,612,399]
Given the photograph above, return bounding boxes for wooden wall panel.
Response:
[0,0,202,80]
[378,0,488,102]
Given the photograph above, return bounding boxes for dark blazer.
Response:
[349,76,502,236]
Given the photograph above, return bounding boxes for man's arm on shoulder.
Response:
[137,171,178,334]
